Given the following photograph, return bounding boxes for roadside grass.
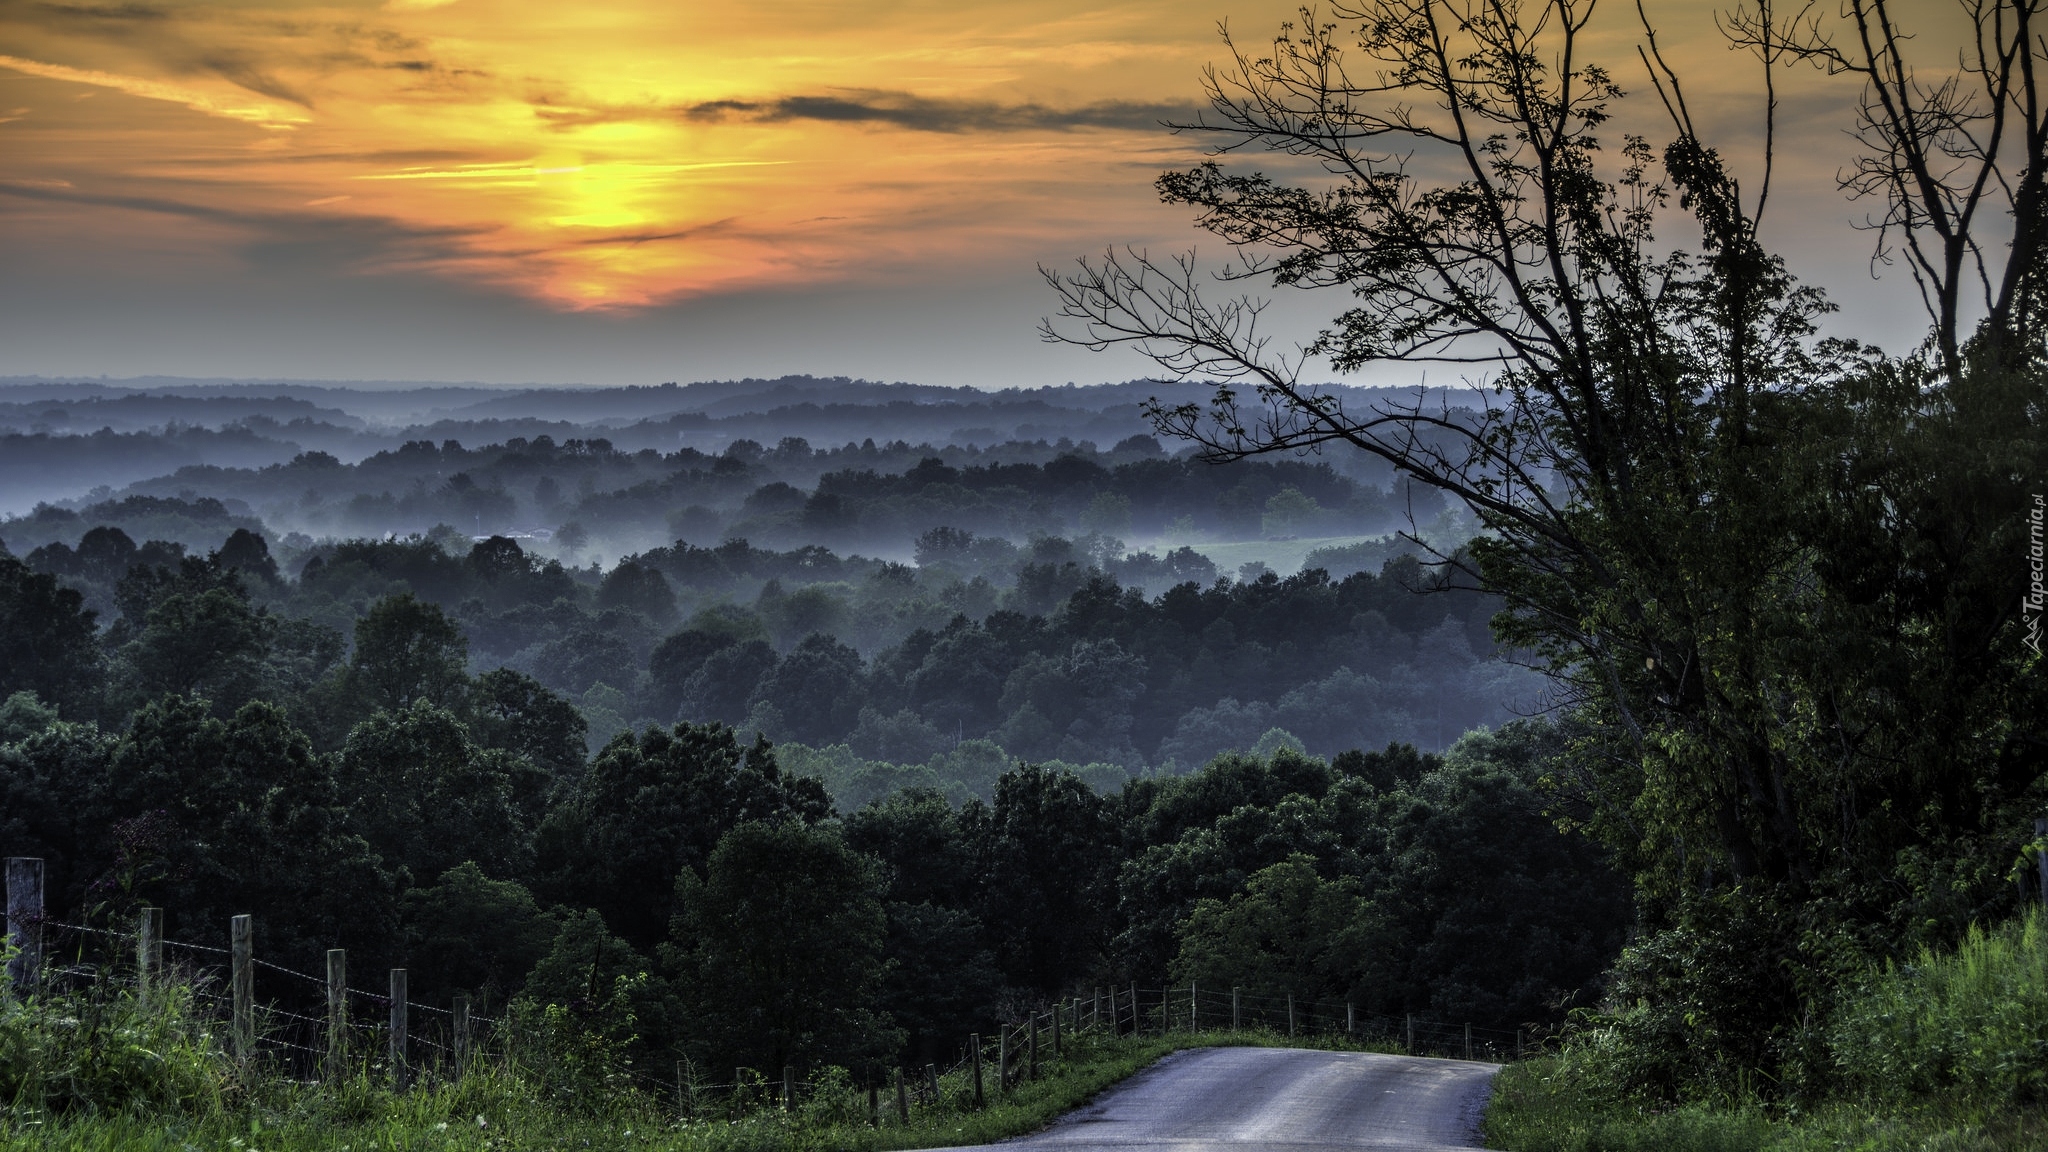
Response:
[1485,1056,2048,1152]
[1486,912,2048,1152]
[0,1026,1411,1152]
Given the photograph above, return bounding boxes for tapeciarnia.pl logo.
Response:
[2028,493,2044,657]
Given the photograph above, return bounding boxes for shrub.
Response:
[0,969,233,1117]
[1830,910,2048,1112]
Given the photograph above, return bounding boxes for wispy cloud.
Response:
[531,89,1204,134]
[0,54,308,129]
[355,159,787,182]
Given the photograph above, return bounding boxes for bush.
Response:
[1831,910,2048,1112]
[0,969,234,1117]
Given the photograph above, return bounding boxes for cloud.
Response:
[533,89,1206,134]
[29,3,171,20]
[573,217,740,247]
[0,54,308,129]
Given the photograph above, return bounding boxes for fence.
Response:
[4,857,1530,1125]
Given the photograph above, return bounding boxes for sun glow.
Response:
[0,0,1257,310]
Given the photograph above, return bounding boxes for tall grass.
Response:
[1831,909,2048,1111]
[1487,910,2048,1152]
[0,977,236,1119]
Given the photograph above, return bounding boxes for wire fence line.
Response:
[6,860,1531,1126]
[15,907,512,1090]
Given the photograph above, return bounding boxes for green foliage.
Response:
[507,976,649,1115]
[0,974,234,1118]
[0,554,100,716]
[347,592,469,714]
[337,699,532,883]
[1831,911,2048,1111]
[537,722,831,952]
[979,763,1120,994]
[402,862,559,1004]
[1170,856,1376,1002]
[666,820,898,1073]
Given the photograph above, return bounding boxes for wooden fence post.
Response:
[1286,994,1295,1038]
[4,857,42,996]
[925,1063,939,1102]
[1464,1022,1473,1061]
[231,914,254,1062]
[783,1065,794,1110]
[1405,1014,1414,1055]
[137,907,162,1009]
[1092,986,1101,1029]
[1028,1014,1039,1080]
[970,1033,984,1107]
[1515,1027,1523,1061]
[1052,1003,1061,1058]
[1129,982,1138,1034]
[454,993,471,1076]
[389,969,409,1090]
[325,949,347,1081]
[1190,982,1197,1031]
[868,1079,879,1126]
[1232,986,1240,1032]
[1346,1002,1355,1036]
[894,1067,909,1123]
[998,1024,1010,1092]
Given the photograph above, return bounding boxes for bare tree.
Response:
[1730,0,2048,377]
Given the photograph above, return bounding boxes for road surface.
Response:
[956,1047,1499,1152]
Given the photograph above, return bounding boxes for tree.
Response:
[403,861,559,1004]
[98,695,399,970]
[537,722,831,952]
[215,528,280,586]
[0,555,100,716]
[597,561,678,624]
[676,640,777,726]
[336,699,531,883]
[1043,0,2047,1086]
[645,630,737,721]
[749,632,865,745]
[470,667,588,809]
[1170,855,1377,1007]
[118,585,269,709]
[349,593,470,713]
[666,820,897,1074]
[844,789,1005,1057]
[978,763,1119,993]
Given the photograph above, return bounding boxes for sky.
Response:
[0,0,1965,388]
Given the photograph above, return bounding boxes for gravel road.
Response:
[954,1046,1499,1152]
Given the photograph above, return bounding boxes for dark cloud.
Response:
[29,2,172,20]
[532,90,1205,134]
[0,179,498,271]
[573,218,740,247]
[197,53,312,106]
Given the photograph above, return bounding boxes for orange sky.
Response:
[0,0,1276,310]
[0,0,1959,384]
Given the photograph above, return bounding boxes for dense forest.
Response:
[0,502,1619,1080]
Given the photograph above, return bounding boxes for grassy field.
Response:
[0,1028,1407,1152]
